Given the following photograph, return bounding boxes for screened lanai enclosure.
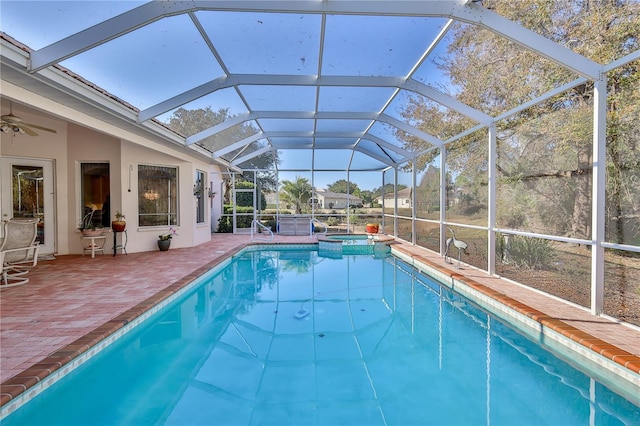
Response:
[1,1,639,326]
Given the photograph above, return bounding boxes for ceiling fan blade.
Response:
[15,124,39,136]
[23,122,57,133]
[1,113,23,124]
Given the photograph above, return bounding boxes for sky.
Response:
[0,1,452,191]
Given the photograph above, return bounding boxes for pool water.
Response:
[3,247,639,425]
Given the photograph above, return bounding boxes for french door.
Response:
[0,157,55,254]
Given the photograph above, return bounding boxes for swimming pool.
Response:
[2,246,639,425]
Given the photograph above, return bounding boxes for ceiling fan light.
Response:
[1,125,9,133]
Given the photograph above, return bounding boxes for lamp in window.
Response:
[144,189,159,201]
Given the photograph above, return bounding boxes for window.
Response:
[81,163,110,228]
[195,170,206,224]
[138,165,178,227]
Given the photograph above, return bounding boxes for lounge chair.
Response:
[0,219,40,288]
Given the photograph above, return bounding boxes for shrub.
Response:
[326,217,339,226]
[217,216,232,233]
[507,235,556,270]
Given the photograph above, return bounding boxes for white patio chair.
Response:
[1,219,40,288]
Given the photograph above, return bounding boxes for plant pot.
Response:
[112,220,126,232]
[81,229,103,237]
[365,223,379,234]
[157,239,171,251]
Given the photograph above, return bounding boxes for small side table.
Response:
[82,235,107,258]
[113,230,128,256]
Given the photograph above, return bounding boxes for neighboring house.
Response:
[375,187,412,209]
[312,188,363,209]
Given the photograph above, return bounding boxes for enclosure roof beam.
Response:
[213,132,264,157]
[230,146,273,167]
[186,109,442,150]
[362,134,415,160]
[352,146,397,167]
[140,74,489,126]
[31,1,601,81]
[28,1,473,72]
[214,130,413,163]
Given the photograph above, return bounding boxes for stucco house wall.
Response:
[1,89,221,255]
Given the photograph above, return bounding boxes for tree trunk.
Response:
[571,146,592,240]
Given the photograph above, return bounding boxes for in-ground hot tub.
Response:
[317,233,394,256]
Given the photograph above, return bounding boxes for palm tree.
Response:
[280,176,312,214]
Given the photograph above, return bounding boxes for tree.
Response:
[167,106,253,152]
[279,176,312,214]
[165,106,279,192]
[416,165,445,214]
[360,190,375,206]
[371,183,408,198]
[397,0,639,240]
[327,179,361,196]
[233,181,267,209]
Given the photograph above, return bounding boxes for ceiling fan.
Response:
[1,101,57,136]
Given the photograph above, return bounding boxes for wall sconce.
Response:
[128,164,133,192]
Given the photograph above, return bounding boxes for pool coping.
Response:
[1,240,639,413]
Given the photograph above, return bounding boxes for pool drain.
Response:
[294,308,310,319]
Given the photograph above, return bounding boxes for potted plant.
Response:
[112,211,126,232]
[79,208,103,237]
[158,227,178,251]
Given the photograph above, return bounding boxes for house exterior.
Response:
[313,188,363,209]
[375,187,412,209]
[1,37,227,256]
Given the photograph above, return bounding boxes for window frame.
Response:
[80,162,111,229]
[138,164,179,227]
[195,169,206,224]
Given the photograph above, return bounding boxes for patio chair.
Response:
[0,219,40,288]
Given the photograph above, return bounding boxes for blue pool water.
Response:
[3,247,639,425]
